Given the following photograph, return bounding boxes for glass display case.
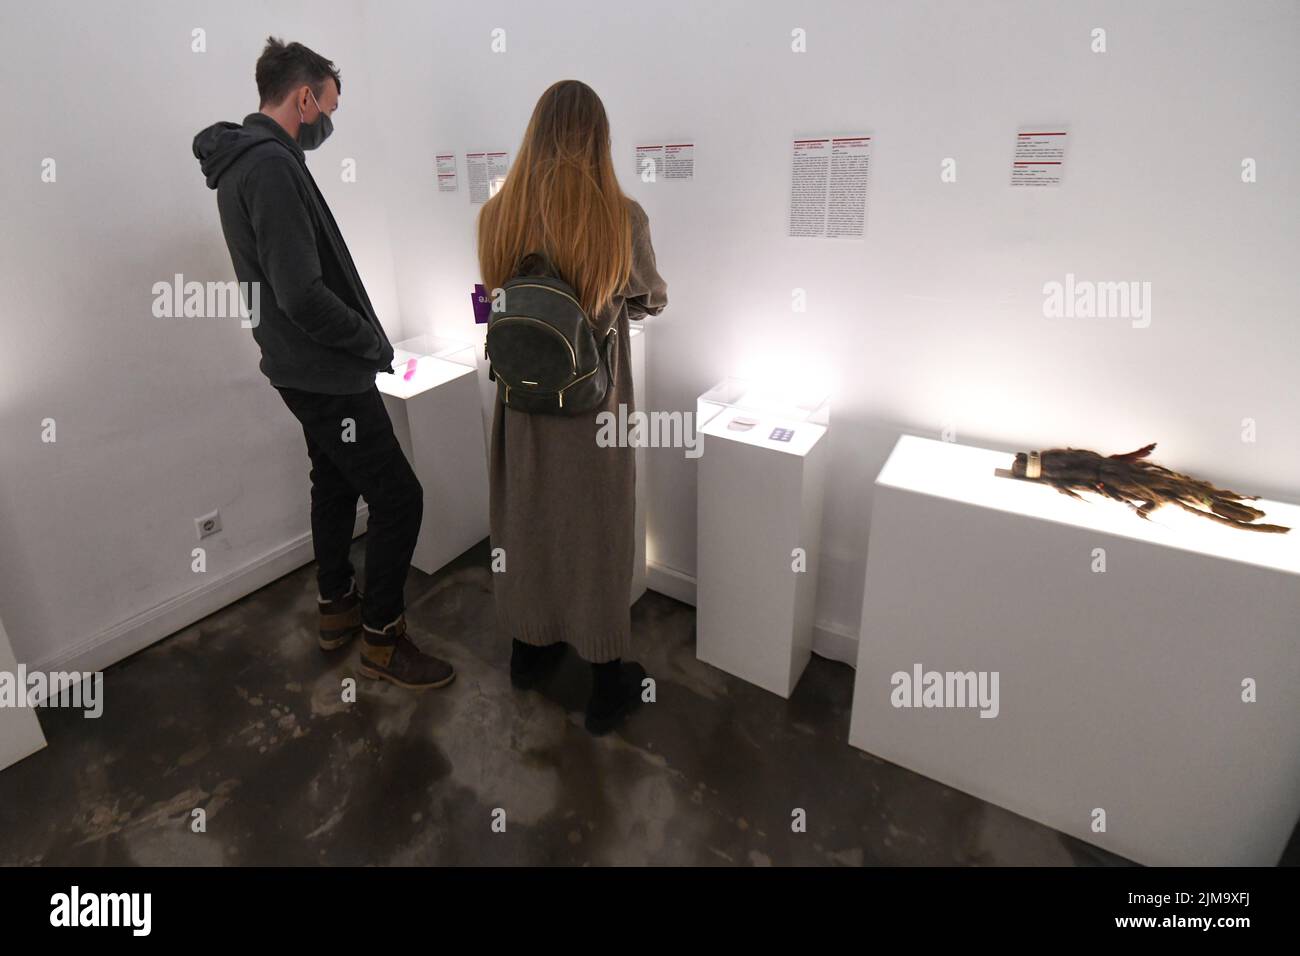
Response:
[391,334,477,371]
[380,335,478,400]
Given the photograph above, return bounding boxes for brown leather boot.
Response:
[318,583,362,651]
[359,616,455,689]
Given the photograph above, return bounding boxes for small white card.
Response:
[1011,129,1068,187]
[435,153,457,192]
[789,135,871,239]
[635,142,695,182]
[467,151,509,204]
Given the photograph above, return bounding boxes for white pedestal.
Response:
[848,435,1300,866]
[0,615,46,772]
[376,357,489,575]
[629,323,647,605]
[696,406,828,698]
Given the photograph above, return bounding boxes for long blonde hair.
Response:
[477,80,632,317]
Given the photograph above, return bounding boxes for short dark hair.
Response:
[255,36,341,107]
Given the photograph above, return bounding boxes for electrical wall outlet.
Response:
[195,509,222,540]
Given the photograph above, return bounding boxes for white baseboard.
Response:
[28,507,369,678]
[811,620,859,668]
[646,559,859,667]
[645,560,697,606]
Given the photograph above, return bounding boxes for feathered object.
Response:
[1005,443,1289,533]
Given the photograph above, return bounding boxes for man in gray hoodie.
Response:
[193,37,453,690]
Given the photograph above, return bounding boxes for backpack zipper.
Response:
[508,282,584,312]
[487,315,577,373]
[557,364,600,404]
[495,362,602,411]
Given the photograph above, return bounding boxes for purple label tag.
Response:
[472,283,491,324]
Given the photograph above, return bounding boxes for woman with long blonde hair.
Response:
[478,80,667,734]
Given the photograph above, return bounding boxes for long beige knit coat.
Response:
[488,197,668,663]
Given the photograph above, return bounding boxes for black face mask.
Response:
[297,89,333,150]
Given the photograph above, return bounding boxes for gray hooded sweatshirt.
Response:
[193,113,393,394]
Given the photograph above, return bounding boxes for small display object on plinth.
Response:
[848,434,1300,866]
[376,335,489,575]
[695,378,829,698]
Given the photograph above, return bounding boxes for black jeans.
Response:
[276,384,423,630]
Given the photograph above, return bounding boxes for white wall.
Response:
[0,0,400,668]
[2,0,1296,673]
[360,0,1300,643]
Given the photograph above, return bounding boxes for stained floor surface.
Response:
[6,538,1286,866]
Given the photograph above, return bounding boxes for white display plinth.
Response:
[629,323,647,605]
[849,435,1300,866]
[0,615,46,772]
[376,351,489,575]
[695,383,829,698]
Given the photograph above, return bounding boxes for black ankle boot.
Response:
[585,659,647,735]
[510,639,566,689]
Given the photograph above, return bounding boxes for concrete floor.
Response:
[4,536,1273,867]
